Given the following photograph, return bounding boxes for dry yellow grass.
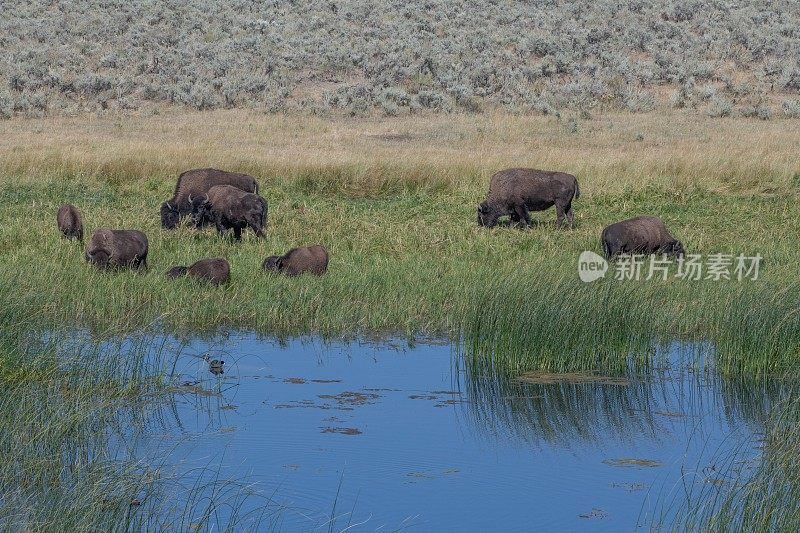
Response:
[0,110,797,196]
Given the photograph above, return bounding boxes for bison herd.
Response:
[57,167,329,284]
[56,166,686,284]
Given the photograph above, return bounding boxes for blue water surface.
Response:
[105,333,782,532]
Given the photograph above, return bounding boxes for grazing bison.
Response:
[166,258,230,285]
[56,203,84,241]
[160,168,259,229]
[85,229,148,270]
[263,245,329,276]
[190,185,267,240]
[601,216,685,259]
[477,168,580,229]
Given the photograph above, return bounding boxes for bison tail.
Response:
[601,236,611,259]
[574,178,581,200]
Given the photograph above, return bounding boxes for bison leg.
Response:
[233,226,243,241]
[555,202,567,229]
[214,219,226,238]
[566,203,575,229]
[513,205,531,228]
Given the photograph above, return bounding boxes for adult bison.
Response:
[477,168,580,229]
[601,216,685,259]
[190,185,267,240]
[262,245,328,276]
[166,258,230,285]
[57,203,84,241]
[85,229,148,270]
[160,168,259,229]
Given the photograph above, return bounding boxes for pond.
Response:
[96,333,784,531]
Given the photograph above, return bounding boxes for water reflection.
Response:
[460,367,791,449]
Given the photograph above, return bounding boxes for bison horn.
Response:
[188,194,193,204]
[204,193,209,202]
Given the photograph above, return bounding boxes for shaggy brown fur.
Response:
[191,185,267,240]
[166,258,230,285]
[57,203,84,240]
[601,216,685,258]
[160,168,259,229]
[85,229,148,270]
[263,245,328,276]
[477,168,580,229]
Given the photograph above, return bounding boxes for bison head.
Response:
[87,250,110,270]
[189,195,212,228]
[670,240,686,259]
[476,201,498,228]
[160,201,180,229]
[262,255,281,273]
[166,266,188,278]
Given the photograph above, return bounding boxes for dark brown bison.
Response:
[166,258,230,285]
[160,168,259,229]
[85,229,149,270]
[190,185,267,240]
[57,203,83,241]
[602,216,685,259]
[477,168,580,229]
[262,245,329,276]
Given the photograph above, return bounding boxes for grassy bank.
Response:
[1,110,799,377]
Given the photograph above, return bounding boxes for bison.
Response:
[166,258,230,285]
[85,229,148,270]
[57,203,84,241]
[190,185,267,240]
[477,168,580,229]
[601,216,685,259]
[262,245,329,276]
[160,168,259,229]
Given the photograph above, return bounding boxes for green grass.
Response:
[1,170,799,377]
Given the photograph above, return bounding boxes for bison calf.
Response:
[602,216,685,259]
[477,168,580,229]
[191,185,267,241]
[85,229,149,270]
[263,245,328,276]
[166,258,230,285]
[57,203,84,241]
[161,168,260,229]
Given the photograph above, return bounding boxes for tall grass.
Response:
[458,272,658,376]
[459,275,800,378]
